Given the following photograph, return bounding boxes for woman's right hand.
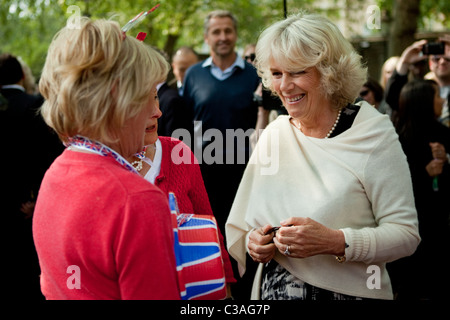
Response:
[247,225,277,263]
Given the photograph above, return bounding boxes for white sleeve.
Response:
[341,126,420,264]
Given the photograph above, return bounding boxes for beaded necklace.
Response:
[131,145,155,172]
[296,108,342,139]
[65,135,139,175]
[324,108,342,139]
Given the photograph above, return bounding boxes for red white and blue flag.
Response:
[169,193,227,300]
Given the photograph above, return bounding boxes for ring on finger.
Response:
[284,244,291,256]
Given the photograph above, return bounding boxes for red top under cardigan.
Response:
[154,137,236,284]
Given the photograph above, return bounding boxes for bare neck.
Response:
[211,51,237,71]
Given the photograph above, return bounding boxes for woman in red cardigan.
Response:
[33,18,180,300]
[128,104,236,297]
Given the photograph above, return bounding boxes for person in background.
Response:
[17,57,38,94]
[154,48,193,138]
[226,12,420,300]
[388,79,450,300]
[157,80,193,138]
[429,34,450,127]
[243,43,270,151]
[243,43,257,64]
[0,53,63,301]
[32,17,179,300]
[378,56,399,117]
[0,53,47,218]
[182,10,260,299]
[170,46,199,96]
[359,77,384,111]
[380,56,399,89]
[385,37,450,127]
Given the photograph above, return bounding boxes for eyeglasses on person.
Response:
[359,89,370,97]
[245,53,256,62]
[431,55,450,63]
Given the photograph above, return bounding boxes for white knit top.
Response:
[225,101,420,300]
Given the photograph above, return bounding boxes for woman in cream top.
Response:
[225,12,420,300]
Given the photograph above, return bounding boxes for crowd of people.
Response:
[1,8,449,301]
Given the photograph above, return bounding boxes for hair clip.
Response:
[121,4,160,41]
[136,32,147,42]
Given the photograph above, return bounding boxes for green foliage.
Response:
[0,0,448,82]
[0,0,67,78]
[377,0,450,29]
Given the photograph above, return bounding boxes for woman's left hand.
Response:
[273,217,346,259]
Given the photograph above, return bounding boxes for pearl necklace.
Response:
[296,108,342,139]
[325,108,342,139]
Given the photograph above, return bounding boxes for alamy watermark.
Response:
[366,5,381,30]
[66,5,81,29]
[366,265,381,289]
[171,123,280,176]
[66,265,81,289]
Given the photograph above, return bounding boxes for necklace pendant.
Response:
[131,147,149,172]
[131,160,143,171]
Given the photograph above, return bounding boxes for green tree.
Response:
[0,0,67,78]
[377,0,450,56]
[1,0,288,77]
[1,0,448,81]
[389,0,421,57]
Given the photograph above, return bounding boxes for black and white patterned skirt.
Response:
[261,260,363,300]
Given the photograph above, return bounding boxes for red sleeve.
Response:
[115,189,180,299]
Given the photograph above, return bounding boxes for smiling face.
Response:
[429,44,450,85]
[204,16,237,59]
[270,61,328,121]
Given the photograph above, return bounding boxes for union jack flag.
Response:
[169,193,227,300]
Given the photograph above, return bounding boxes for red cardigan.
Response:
[33,150,180,300]
[155,137,236,283]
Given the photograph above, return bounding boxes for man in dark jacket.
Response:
[0,53,63,300]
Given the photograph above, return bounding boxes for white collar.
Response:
[144,138,162,184]
[202,54,245,70]
[201,55,245,81]
[1,84,25,92]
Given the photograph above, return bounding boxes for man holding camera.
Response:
[429,35,450,127]
[385,37,450,127]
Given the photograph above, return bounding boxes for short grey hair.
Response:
[204,10,238,35]
[255,12,367,109]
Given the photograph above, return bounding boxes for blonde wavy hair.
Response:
[39,17,169,144]
[255,12,367,109]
